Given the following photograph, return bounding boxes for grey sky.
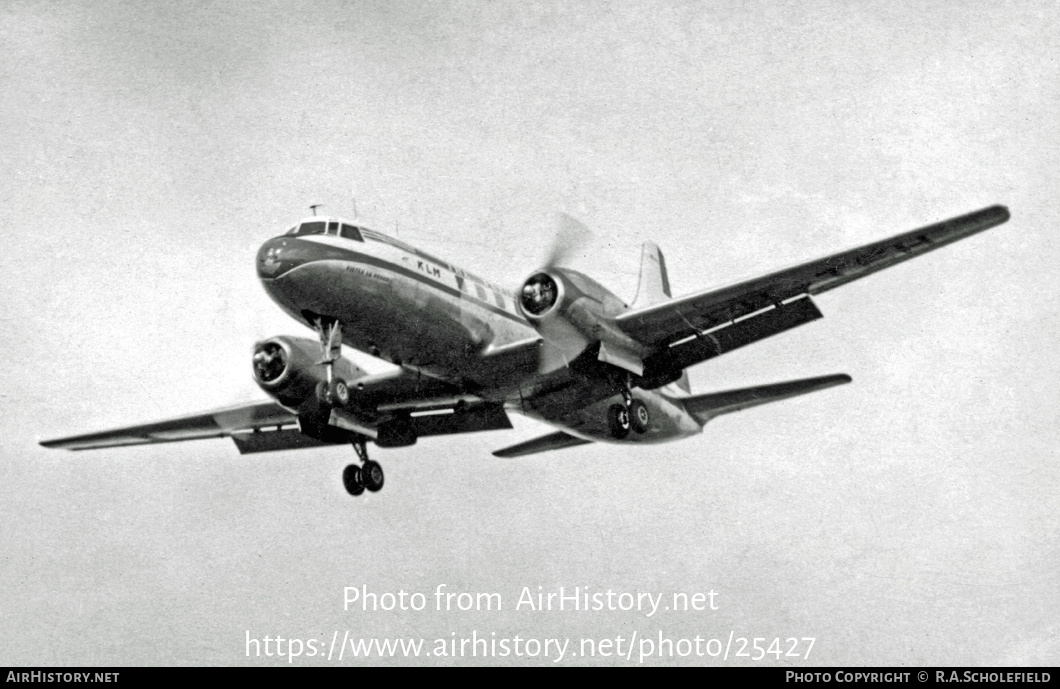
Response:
[1,0,1057,665]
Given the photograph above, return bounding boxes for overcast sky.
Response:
[1,0,1057,666]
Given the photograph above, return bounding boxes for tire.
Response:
[607,404,631,439]
[362,460,385,492]
[316,380,331,406]
[630,400,650,434]
[330,378,350,406]
[342,464,365,496]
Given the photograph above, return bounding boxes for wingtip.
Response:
[811,373,852,386]
[815,373,852,389]
[981,204,1010,225]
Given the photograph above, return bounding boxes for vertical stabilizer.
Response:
[631,241,671,307]
[631,242,689,392]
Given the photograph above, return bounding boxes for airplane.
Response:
[40,204,1011,497]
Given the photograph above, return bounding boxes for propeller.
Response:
[542,212,593,269]
[524,213,596,374]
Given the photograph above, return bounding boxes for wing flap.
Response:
[412,403,512,437]
[640,296,822,387]
[683,373,852,424]
[616,205,1009,347]
[492,431,592,458]
[39,401,297,451]
[231,429,336,454]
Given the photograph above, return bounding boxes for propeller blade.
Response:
[543,212,593,268]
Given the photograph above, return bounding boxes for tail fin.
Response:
[631,241,671,308]
[632,241,689,392]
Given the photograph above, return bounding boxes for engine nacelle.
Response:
[518,268,644,376]
[519,266,635,362]
[252,335,369,412]
[520,272,563,317]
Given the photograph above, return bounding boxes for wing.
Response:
[39,401,298,451]
[682,373,852,424]
[41,367,513,454]
[616,205,1010,349]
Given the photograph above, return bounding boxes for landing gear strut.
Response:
[313,316,349,407]
[343,435,385,497]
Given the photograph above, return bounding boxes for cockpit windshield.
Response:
[284,220,363,241]
[339,224,363,241]
[287,221,327,236]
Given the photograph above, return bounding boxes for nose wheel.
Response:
[343,436,385,497]
[317,378,351,407]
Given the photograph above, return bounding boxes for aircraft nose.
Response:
[256,237,294,279]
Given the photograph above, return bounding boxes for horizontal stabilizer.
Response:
[683,373,852,424]
[492,431,592,458]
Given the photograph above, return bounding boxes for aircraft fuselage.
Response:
[255,218,701,445]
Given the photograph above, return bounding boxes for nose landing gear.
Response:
[307,317,386,497]
[343,436,385,497]
[313,316,350,407]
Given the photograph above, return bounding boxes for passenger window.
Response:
[494,292,505,309]
[340,224,364,242]
[475,284,487,301]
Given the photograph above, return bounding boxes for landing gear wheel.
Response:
[343,464,365,496]
[316,378,350,407]
[329,378,350,407]
[608,404,631,439]
[315,381,332,407]
[629,399,650,434]
[362,460,385,492]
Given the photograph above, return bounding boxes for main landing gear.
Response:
[607,381,650,439]
[343,436,385,497]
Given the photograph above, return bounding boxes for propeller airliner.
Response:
[41,205,1010,496]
